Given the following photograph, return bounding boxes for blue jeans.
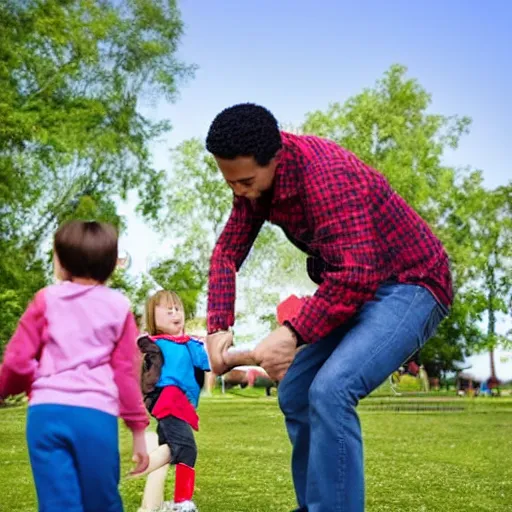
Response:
[278,283,447,512]
[26,404,123,512]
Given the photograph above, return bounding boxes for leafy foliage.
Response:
[0,0,193,351]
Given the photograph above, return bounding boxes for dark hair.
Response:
[54,220,118,282]
[206,103,282,166]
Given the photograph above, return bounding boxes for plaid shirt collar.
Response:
[269,132,303,203]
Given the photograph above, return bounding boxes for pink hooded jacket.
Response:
[0,282,148,431]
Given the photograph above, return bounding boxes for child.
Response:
[135,290,210,512]
[0,220,149,512]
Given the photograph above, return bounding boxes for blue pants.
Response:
[26,404,123,512]
[278,283,447,512]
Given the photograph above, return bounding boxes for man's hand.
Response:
[223,347,258,369]
[206,330,233,375]
[253,326,298,381]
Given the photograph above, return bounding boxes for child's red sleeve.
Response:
[0,291,46,398]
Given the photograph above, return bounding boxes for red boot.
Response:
[174,463,195,504]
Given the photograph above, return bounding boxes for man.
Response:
[204,103,452,512]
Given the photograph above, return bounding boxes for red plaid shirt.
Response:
[207,132,453,343]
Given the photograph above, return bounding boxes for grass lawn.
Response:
[1,393,511,511]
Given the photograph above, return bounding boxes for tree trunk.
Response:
[489,347,497,381]
[487,286,497,383]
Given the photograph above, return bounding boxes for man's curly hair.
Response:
[206,103,282,166]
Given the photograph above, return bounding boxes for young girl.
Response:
[0,220,149,512]
[135,290,210,512]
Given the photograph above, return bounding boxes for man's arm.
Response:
[207,196,266,333]
[288,162,382,344]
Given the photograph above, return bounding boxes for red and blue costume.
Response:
[138,333,209,505]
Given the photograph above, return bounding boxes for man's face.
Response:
[215,155,278,200]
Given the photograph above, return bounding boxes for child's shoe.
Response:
[170,501,198,512]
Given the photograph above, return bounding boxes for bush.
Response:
[397,374,423,392]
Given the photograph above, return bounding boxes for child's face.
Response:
[154,300,185,335]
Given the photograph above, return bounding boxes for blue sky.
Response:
[119,0,511,335]
[143,0,511,185]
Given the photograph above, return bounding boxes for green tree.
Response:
[160,138,233,269]
[109,269,154,326]
[444,174,512,379]
[0,0,193,352]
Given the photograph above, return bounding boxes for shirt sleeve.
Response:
[188,340,211,371]
[0,291,46,398]
[288,161,382,343]
[207,196,266,333]
[111,312,149,432]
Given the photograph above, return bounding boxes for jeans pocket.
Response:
[419,303,447,349]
